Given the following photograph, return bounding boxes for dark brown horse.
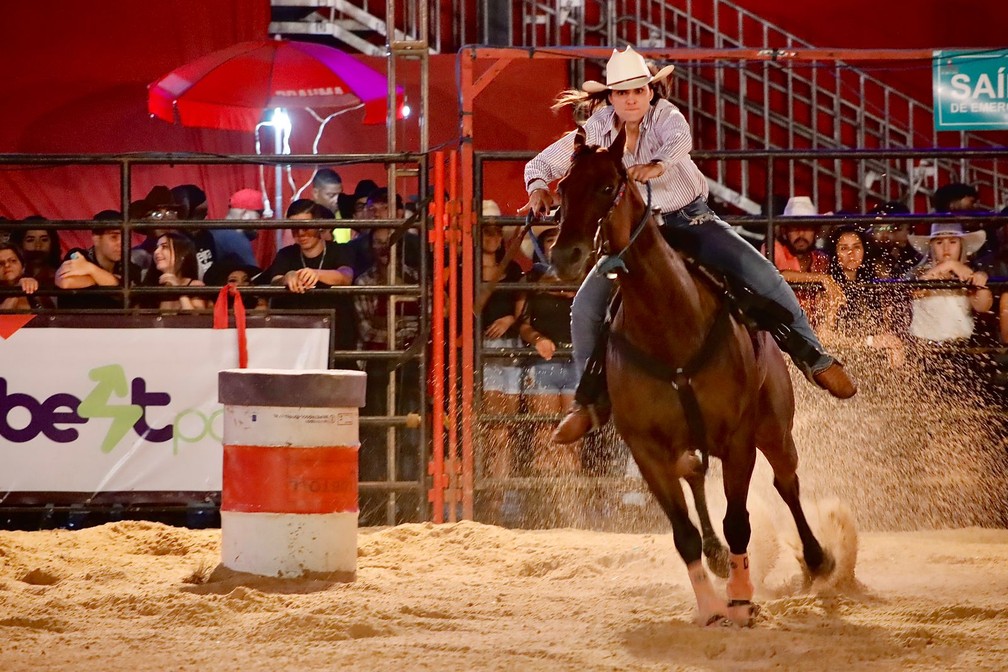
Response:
[551,128,834,626]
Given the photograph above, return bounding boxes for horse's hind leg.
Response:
[767,435,834,578]
[773,472,833,577]
[757,352,834,579]
[682,456,730,578]
[634,448,727,625]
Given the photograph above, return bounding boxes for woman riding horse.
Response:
[549,120,837,627]
[520,46,857,444]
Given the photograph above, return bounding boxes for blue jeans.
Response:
[527,359,579,394]
[482,337,525,394]
[570,198,832,377]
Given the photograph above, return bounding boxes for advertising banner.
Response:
[0,315,330,500]
[933,49,1008,130]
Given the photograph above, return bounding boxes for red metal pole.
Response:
[428,151,446,523]
[458,58,476,520]
[447,150,460,523]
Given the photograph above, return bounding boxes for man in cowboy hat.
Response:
[868,200,921,278]
[769,196,840,328]
[521,45,857,443]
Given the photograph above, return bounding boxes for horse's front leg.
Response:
[722,447,759,627]
[635,447,727,625]
[682,453,730,579]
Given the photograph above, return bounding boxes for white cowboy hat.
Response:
[481,199,501,217]
[908,223,986,257]
[782,196,818,217]
[582,46,675,94]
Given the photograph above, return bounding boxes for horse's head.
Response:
[552,126,630,282]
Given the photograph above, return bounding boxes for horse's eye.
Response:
[602,185,614,195]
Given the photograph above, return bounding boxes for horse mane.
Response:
[560,131,627,193]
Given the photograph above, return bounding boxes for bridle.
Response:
[593,178,653,278]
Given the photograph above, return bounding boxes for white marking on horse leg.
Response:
[687,560,727,626]
[674,451,703,479]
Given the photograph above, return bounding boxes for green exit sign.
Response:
[934,49,1008,131]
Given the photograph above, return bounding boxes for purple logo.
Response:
[1,366,172,446]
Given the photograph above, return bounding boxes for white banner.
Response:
[0,323,329,493]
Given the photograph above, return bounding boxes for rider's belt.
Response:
[662,195,710,227]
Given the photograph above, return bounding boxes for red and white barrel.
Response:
[218,368,366,580]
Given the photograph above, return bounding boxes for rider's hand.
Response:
[627,162,665,182]
[518,188,557,219]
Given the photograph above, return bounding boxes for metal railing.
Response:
[469,144,1008,523]
[270,0,444,55]
[0,151,431,527]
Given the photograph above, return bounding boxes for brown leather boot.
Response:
[551,403,611,444]
[812,361,857,399]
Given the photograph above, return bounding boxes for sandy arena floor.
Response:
[2,353,1006,670]
[1,516,1007,671]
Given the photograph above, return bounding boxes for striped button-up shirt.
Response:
[524,99,709,214]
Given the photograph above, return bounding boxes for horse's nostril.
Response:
[569,246,583,265]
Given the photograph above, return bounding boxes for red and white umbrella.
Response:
[148,39,405,130]
[148,39,407,240]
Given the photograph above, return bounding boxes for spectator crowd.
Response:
[3,174,1008,524]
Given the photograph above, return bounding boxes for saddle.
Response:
[659,224,821,366]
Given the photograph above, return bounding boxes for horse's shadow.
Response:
[619,591,891,667]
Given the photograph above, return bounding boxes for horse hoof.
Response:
[809,548,836,578]
[728,600,760,627]
[798,548,836,586]
[697,612,731,627]
[705,545,731,579]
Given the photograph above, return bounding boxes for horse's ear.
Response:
[609,125,626,164]
[573,127,586,153]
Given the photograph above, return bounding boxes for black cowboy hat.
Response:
[204,254,262,286]
[352,179,380,201]
[129,185,182,219]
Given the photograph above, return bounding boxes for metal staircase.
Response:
[270,0,443,55]
[270,0,1006,211]
[512,0,1006,212]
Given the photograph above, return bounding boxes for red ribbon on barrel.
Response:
[213,285,248,368]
